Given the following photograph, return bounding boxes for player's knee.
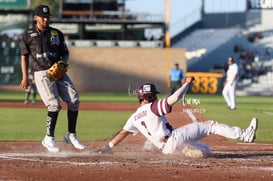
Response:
[48,104,61,112]
[67,100,80,111]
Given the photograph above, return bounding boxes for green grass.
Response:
[0,91,272,143]
[0,108,131,141]
[187,94,273,143]
[0,91,138,102]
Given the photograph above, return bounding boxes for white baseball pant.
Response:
[222,82,237,109]
[161,120,243,154]
[34,70,79,112]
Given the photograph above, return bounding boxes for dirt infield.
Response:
[0,101,273,181]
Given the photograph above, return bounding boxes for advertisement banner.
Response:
[186,72,224,94]
[248,0,273,9]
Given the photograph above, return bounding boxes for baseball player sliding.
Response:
[97,77,258,158]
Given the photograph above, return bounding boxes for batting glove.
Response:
[97,144,112,154]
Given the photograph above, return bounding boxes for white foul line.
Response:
[0,152,118,166]
[186,110,198,123]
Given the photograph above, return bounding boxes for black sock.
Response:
[68,110,78,134]
[46,111,59,137]
[33,93,36,101]
[25,92,30,101]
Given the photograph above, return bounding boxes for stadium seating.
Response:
[172,9,273,96]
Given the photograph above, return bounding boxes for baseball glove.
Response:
[47,61,68,80]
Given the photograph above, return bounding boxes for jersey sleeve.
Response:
[123,115,139,135]
[151,98,172,116]
[20,32,30,56]
[59,31,69,62]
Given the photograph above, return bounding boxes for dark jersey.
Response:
[20,26,69,71]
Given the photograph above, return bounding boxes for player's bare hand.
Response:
[19,79,29,89]
[185,76,195,84]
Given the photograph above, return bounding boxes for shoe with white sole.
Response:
[42,135,60,152]
[63,132,86,150]
[242,117,258,143]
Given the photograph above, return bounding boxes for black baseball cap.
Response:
[138,83,160,94]
[34,5,50,17]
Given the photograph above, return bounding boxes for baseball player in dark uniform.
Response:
[19,5,85,152]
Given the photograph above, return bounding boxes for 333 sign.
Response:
[186,72,224,94]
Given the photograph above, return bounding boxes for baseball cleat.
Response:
[42,135,60,152]
[63,132,86,150]
[242,117,258,143]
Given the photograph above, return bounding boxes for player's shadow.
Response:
[211,152,273,159]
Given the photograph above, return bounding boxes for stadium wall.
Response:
[68,47,186,93]
[0,47,186,93]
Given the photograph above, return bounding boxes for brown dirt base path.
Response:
[0,101,273,181]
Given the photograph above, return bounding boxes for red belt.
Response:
[162,135,169,143]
